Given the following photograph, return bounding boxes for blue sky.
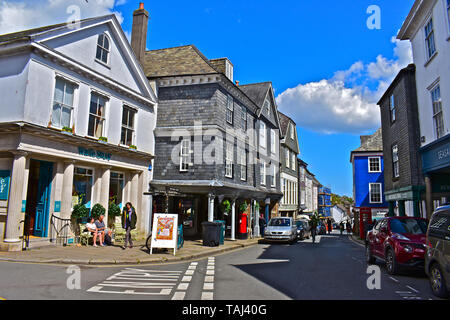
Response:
[0,0,416,196]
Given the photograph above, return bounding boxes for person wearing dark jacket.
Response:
[259,213,266,237]
[121,202,137,250]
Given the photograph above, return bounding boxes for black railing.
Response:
[20,216,31,251]
[49,214,71,246]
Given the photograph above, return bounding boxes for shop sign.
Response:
[150,213,179,256]
[421,138,450,173]
[0,170,11,201]
[78,147,112,161]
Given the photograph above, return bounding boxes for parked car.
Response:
[365,217,428,275]
[425,205,450,298]
[295,220,311,240]
[264,217,297,244]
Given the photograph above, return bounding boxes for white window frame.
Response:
[264,99,270,117]
[226,95,234,125]
[424,17,436,61]
[96,33,110,65]
[180,139,190,172]
[225,143,233,178]
[271,164,276,187]
[290,123,295,140]
[241,106,247,131]
[430,84,445,139]
[240,148,247,181]
[368,157,381,173]
[260,122,266,149]
[120,106,136,147]
[271,129,276,154]
[51,77,77,129]
[369,183,382,204]
[389,94,396,123]
[88,91,108,139]
[260,160,266,185]
[291,152,296,170]
[392,145,399,178]
[285,148,290,169]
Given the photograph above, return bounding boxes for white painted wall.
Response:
[410,0,450,145]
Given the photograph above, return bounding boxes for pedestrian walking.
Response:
[259,213,266,237]
[346,221,352,234]
[121,202,137,250]
[327,219,332,234]
[339,221,344,235]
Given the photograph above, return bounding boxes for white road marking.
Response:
[203,282,214,290]
[389,277,400,283]
[171,291,186,300]
[204,276,214,282]
[406,285,419,293]
[177,283,189,290]
[201,292,214,300]
[185,270,195,275]
[206,270,215,275]
[181,275,192,282]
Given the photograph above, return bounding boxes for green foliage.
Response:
[108,202,121,217]
[98,136,108,142]
[129,145,137,150]
[239,202,248,213]
[62,126,73,133]
[91,203,106,219]
[220,200,231,214]
[71,204,89,219]
[309,211,320,228]
[331,193,354,207]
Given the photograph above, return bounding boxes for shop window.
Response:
[88,92,107,138]
[52,77,75,129]
[109,172,124,208]
[72,167,93,208]
[121,106,136,146]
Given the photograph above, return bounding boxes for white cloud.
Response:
[276,38,412,134]
[0,0,124,35]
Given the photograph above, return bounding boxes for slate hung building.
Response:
[129,6,283,239]
[378,64,425,217]
[277,111,300,219]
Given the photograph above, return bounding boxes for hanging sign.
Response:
[150,213,178,256]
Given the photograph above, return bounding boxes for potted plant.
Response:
[61,126,73,134]
[108,202,121,227]
[71,203,89,236]
[239,201,248,214]
[98,136,108,143]
[91,203,106,220]
[220,200,231,216]
[129,144,137,150]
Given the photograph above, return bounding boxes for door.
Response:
[33,161,53,237]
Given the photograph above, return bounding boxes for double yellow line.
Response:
[0,297,6,300]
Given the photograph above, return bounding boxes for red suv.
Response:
[365,217,428,275]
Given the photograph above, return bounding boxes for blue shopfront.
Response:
[421,134,450,217]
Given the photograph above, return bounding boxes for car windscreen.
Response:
[390,218,428,235]
[269,218,291,227]
[295,221,304,227]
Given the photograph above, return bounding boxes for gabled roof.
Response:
[350,128,383,162]
[142,45,220,78]
[278,111,294,137]
[0,16,106,45]
[239,82,272,107]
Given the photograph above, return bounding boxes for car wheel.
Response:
[365,244,376,264]
[429,263,450,298]
[386,248,399,275]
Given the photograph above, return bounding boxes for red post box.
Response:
[238,212,248,239]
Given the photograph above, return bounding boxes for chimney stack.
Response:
[131,2,149,66]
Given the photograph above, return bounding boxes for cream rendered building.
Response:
[0,15,157,251]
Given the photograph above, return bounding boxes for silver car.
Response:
[264,217,297,244]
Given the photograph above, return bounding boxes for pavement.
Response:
[0,238,260,266]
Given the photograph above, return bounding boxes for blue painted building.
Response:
[350,129,389,218]
[318,187,332,217]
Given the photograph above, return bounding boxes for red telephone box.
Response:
[359,207,372,240]
[238,212,248,239]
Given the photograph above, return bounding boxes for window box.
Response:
[62,126,73,134]
[129,145,137,150]
[98,136,108,143]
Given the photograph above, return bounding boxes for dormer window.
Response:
[96,34,110,64]
[264,99,270,117]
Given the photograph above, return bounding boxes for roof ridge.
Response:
[239,81,272,87]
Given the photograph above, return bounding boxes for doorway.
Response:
[25,160,53,237]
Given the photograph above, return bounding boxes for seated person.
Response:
[85,217,99,247]
[95,215,112,246]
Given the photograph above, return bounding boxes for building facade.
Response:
[297,158,308,214]
[318,187,332,217]
[350,129,389,219]
[0,15,157,251]
[278,112,300,219]
[378,64,425,218]
[130,7,282,239]
[398,0,450,218]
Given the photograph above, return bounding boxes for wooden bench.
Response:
[113,221,138,244]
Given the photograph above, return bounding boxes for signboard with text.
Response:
[150,213,179,256]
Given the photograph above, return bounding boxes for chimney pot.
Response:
[139,2,144,10]
[235,81,239,86]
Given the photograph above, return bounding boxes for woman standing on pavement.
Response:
[121,202,137,250]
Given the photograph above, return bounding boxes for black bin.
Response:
[201,221,221,247]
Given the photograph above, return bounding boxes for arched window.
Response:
[96,33,110,64]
